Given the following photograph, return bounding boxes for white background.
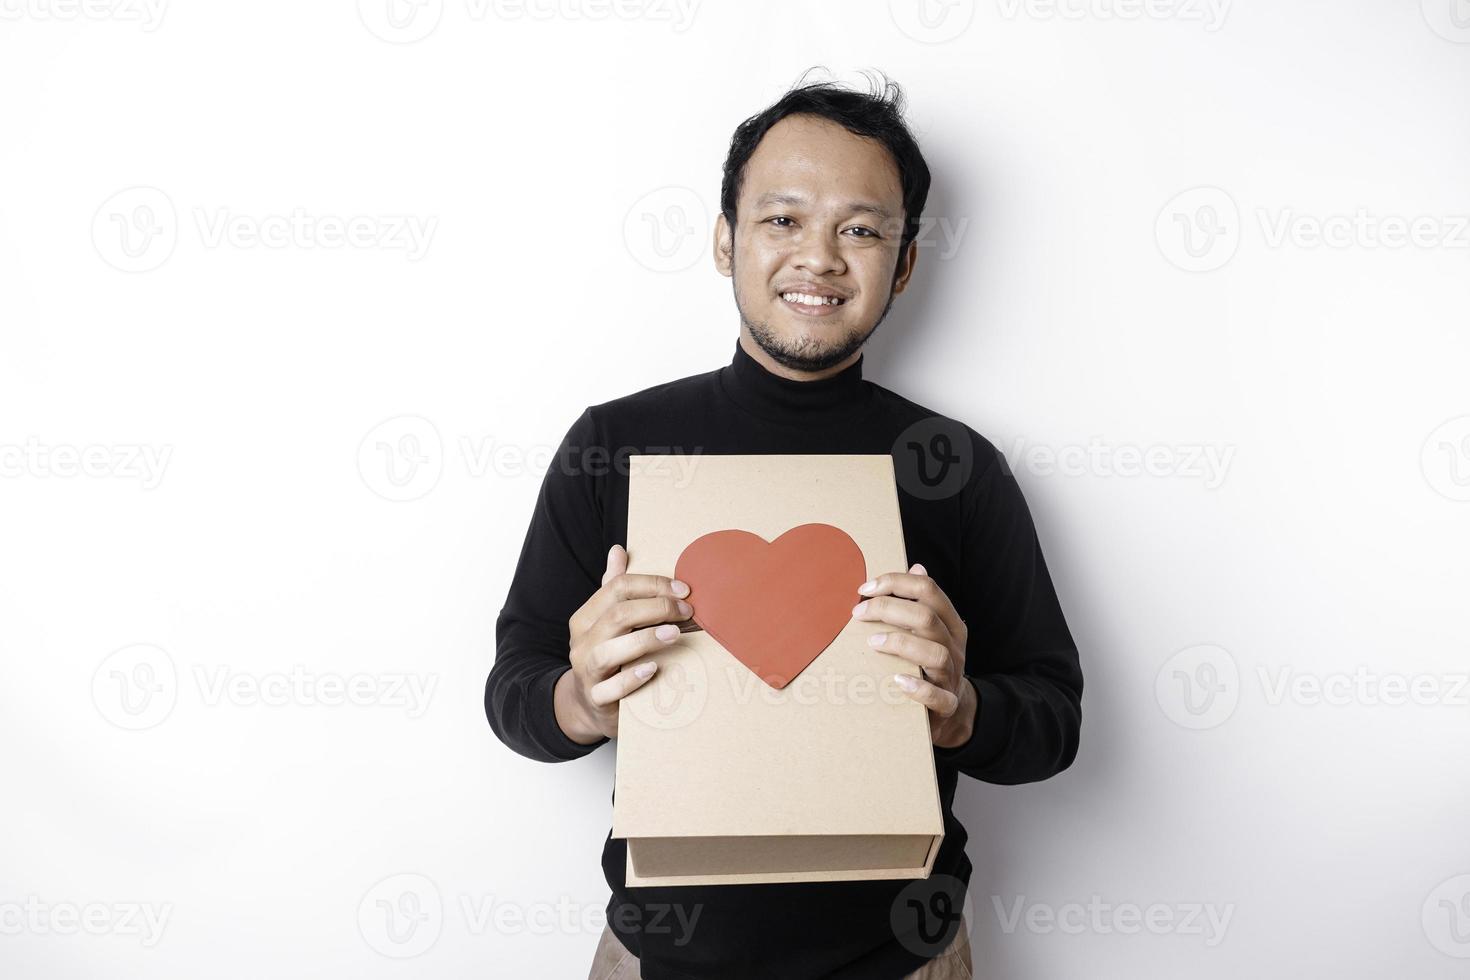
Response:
[2,1,1468,977]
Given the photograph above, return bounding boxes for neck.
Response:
[718,331,872,426]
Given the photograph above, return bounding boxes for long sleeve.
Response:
[485,407,610,763]
[933,435,1084,784]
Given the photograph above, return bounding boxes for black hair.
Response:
[720,68,932,266]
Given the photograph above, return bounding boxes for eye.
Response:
[766,216,795,228]
[846,226,879,239]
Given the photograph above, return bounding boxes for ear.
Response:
[890,238,919,295]
[713,213,734,278]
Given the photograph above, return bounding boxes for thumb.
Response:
[602,544,628,586]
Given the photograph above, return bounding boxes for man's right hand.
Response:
[554,543,692,744]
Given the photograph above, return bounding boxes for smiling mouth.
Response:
[778,291,847,316]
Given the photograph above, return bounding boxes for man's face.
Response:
[715,113,917,373]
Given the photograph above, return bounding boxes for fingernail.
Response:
[676,600,692,617]
[868,633,887,647]
[858,580,877,594]
[655,624,679,641]
[671,579,690,597]
[894,673,917,691]
[851,601,868,617]
[911,563,926,576]
[635,662,656,679]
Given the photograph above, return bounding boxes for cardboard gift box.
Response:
[611,453,944,887]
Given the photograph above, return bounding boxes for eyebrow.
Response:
[753,191,895,221]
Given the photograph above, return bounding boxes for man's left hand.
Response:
[851,563,977,748]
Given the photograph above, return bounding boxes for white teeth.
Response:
[781,292,844,306]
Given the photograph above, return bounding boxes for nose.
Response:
[789,225,845,278]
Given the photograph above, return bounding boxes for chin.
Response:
[762,326,865,370]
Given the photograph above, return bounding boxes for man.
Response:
[486,73,1083,979]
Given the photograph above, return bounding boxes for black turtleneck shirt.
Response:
[486,339,1083,979]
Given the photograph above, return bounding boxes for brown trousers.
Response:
[586,916,972,980]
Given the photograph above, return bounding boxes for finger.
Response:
[575,569,690,635]
[866,630,951,677]
[588,658,660,708]
[601,544,627,587]
[575,545,635,636]
[851,593,954,644]
[603,572,690,606]
[855,568,965,641]
[588,594,693,645]
[584,622,684,679]
[893,672,960,718]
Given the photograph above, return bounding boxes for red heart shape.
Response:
[674,523,867,690]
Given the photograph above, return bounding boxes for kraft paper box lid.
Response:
[612,454,944,886]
